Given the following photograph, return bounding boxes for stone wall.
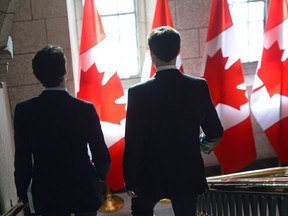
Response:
[7,0,74,114]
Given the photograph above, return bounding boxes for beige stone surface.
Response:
[46,17,70,49]
[199,27,208,56]
[1,0,20,13]
[6,53,36,87]
[0,13,14,47]
[13,0,32,21]
[9,84,43,115]
[66,79,76,96]
[176,0,211,29]
[31,0,67,19]
[0,0,21,47]
[11,20,47,54]
[182,57,203,77]
[168,0,176,26]
[64,48,74,81]
[180,29,199,59]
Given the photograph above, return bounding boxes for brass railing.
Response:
[196,167,288,216]
[1,203,27,216]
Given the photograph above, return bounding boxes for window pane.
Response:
[228,0,250,3]
[116,0,135,14]
[96,0,135,15]
[119,14,139,78]
[248,21,264,62]
[234,23,249,62]
[230,2,249,23]
[118,14,139,78]
[82,0,139,78]
[249,2,264,22]
[235,23,248,48]
[101,14,138,78]
[229,0,265,62]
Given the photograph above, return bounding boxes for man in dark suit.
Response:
[14,45,111,216]
[123,26,223,216]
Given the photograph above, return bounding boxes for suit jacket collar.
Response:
[40,89,70,97]
[155,68,183,79]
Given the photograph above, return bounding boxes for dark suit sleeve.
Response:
[14,104,33,203]
[200,80,224,153]
[123,88,144,191]
[86,104,111,181]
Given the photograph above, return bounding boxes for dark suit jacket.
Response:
[123,69,223,199]
[14,90,111,214]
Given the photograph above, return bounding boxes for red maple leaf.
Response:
[204,50,248,110]
[257,42,288,97]
[77,63,126,124]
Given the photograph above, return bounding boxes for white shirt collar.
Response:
[156,65,177,72]
[44,87,68,91]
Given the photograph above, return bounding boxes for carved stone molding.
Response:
[0,0,19,85]
[0,36,13,84]
[0,0,20,48]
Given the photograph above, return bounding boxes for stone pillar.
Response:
[0,0,21,213]
[0,38,17,214]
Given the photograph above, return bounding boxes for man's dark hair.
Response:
[32,44,67,88]
[148,26,180,62]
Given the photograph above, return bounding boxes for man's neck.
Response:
[156,65,177,72]
[153,57,177,69]
[45,81,67,91]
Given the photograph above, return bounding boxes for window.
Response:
[228,0,267,62]
[83,0,139,79]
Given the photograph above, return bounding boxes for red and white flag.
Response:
[141,0,183,82]
[77,0,126,190]
[250,0,288,162]
[202,0,256,173]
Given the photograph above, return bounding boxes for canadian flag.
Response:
[141,0,183,82]
[202,0,256,173]
[77,0,126,190]
[250,0,288,162]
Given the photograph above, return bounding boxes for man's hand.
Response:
[127,190,138,197]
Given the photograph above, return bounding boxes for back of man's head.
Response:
[148,26,180,62]
[32,44,67,88]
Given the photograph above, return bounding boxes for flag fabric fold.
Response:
[202,0,256,173]
[251,0,288,162]
[77,0,126,190]
[141,0,183,82]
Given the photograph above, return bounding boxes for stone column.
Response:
[0,37,17,214]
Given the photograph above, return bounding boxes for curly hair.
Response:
[32,44,67,88]
[148,26,180,62]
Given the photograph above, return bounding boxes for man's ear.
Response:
[150,52,156,62]
[63,69,68,81]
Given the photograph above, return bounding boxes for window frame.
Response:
[228,0,268,63]
[83,0,140,79]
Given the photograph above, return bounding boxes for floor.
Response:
[24,190,174,216]
[97,192,175,216]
